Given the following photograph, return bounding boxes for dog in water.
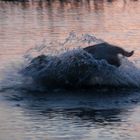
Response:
[84,42,134,67]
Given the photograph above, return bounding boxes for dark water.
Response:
[1,89,140,140]
[0,0,140,139]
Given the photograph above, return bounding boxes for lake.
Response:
[0,0,140,139]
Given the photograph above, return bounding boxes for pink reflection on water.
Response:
[0,0,139,60]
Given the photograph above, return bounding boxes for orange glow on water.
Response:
[0,0,139,59]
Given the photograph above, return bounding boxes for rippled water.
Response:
[0,0,140,139]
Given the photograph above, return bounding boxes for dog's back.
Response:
[84,42,134,67]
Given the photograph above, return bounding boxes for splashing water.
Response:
[1,33,140,91]
[24,32,104,62]
[21,33,140,89]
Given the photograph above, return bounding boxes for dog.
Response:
[84,42,134,67]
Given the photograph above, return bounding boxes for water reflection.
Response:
[1,88,140,139]
[0,0,140,139]
[0,0,139,55]
[0,86,140,140]
[1,0,138,9]
[4,89,140,123]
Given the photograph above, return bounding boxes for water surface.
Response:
[0,0,140,140]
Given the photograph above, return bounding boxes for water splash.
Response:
[1,33,140,91]
[24,32,103,62]
[21,32,140,89]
